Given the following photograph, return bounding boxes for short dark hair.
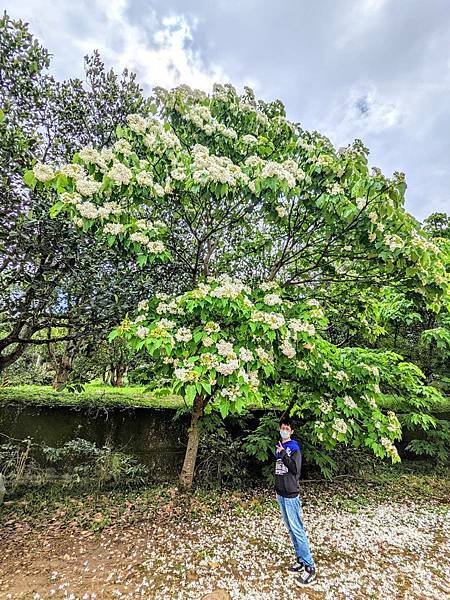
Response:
[279,416,294,429]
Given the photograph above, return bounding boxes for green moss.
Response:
[0,383,448,414]
[0,384,185,410]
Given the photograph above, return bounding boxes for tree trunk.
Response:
[0,342,27,373]
[179,394,206,490]
[48,338,78,390]
[111,363,128,387]
[52,355,73,390]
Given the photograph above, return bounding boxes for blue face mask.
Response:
[280,430,290,440]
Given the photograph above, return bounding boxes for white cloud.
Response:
[73,0,229,91]
[4,0,229,91]
[323,82,404,145]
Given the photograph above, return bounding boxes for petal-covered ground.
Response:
[0,473,449,599]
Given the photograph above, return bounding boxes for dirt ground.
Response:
[0,475,449,599]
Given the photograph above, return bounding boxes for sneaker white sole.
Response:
[295,573,317,586]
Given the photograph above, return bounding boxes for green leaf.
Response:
[185,384,197,403]
[201,382,211,395]
[219,400,229,419]
[49,201,64,218]
[23,170,36,189]
[108,329,119,342]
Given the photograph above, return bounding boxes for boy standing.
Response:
[275,416,316,585]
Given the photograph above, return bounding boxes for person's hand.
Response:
[276,441,284,453]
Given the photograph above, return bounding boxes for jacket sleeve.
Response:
[280,448,302,475]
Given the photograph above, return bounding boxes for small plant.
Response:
[43,437,150,489]
[405,419,450,466]
[195,412,252,489]
[0,437,43,492]
[242,413,280,462]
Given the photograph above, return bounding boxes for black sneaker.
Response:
[289,558,304,573]
[296,565,316,585]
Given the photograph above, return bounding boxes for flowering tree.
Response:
[25,83,449,487]
[25,84,448,305]
[109,276,445,486]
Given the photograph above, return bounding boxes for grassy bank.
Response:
[0,383,184,410]
[0,383,449,415]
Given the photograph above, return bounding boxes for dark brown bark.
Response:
[110,363,128,387]
[179,394,207,489]
[0,342,27,373]
[47,336,79,390]
[52,359,72,390]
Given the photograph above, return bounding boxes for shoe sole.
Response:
[295,574,317,586]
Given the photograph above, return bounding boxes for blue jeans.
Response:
[276,493,315,569]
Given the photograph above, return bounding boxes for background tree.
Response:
[0,13,166,377]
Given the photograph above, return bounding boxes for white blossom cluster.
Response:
[280,337,296,358]
[332,417,348,437]
[384,234,404,252]
[191,145,248,188]
[288,319,315,336]
[209,276,251,300]
[184,104,238,140]
[380,436,400,460]
[75,176,102,197]
[343,394,358,409]
[263,293,283,306]
[32,162,55,182]
[250,310,285,330]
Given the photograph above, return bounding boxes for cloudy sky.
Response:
[6,0,450,220]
